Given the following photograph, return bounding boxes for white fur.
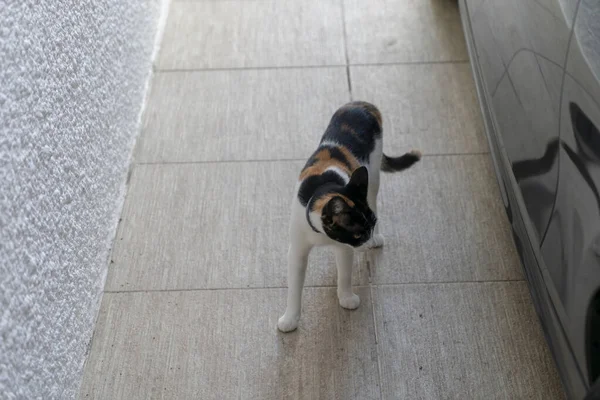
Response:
[278,139,384,332]
[324,166,350,184]
[319,140,341,148]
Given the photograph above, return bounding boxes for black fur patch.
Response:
[327,146,352,170]
[297,170,346,206]
[320,102,381,162]
[381,152,421,172]
[349,166,368,193]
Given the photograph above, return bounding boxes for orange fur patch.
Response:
[337,146,360,171]
[299,147,356,180]
[312,193,355,213]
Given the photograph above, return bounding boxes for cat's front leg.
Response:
[335,246,360,309]
[278,238,312,333]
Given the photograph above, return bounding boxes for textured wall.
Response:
[0,1,163,398]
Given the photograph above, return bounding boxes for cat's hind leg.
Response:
[367,172,385,249]
[278,237,312,333]
[335,245,360,309]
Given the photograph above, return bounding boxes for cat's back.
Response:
[295,102,382,207]
[320,101,382,161]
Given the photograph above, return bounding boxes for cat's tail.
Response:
[380,150,422,173]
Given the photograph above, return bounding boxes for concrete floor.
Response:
[80,1,565,399]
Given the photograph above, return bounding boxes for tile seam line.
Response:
[134,152,491,166]
[339,0,353,102]
[103,279,526,294]
[153,60,471,73]
[369,284,385,400]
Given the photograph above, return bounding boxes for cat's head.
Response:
[315,166,377,248]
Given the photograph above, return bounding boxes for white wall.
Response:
[0,1,164,398]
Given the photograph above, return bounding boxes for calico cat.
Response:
[277,101,421,332]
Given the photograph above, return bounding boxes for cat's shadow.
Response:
[364,247,384,282]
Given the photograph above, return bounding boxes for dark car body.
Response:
[458,0,600,398]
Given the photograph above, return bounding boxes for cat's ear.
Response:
[347,166,369,198]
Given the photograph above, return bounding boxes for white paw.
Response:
[277,314,300,332]
[368,234,385,249]
[338,293,361,310]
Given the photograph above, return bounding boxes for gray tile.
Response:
[157,1,345,70]
[106,162,369,291]
[350,63,488,155]
[344,0,468,64]
[79,287,381,400]
[368,155,522,283]
[373,282,564,399]
[136,68,349,163]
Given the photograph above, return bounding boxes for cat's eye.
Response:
[353,233,362,239]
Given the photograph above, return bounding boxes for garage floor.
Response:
[80,1,565,399]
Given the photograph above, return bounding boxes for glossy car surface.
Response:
[458,0,600,398]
